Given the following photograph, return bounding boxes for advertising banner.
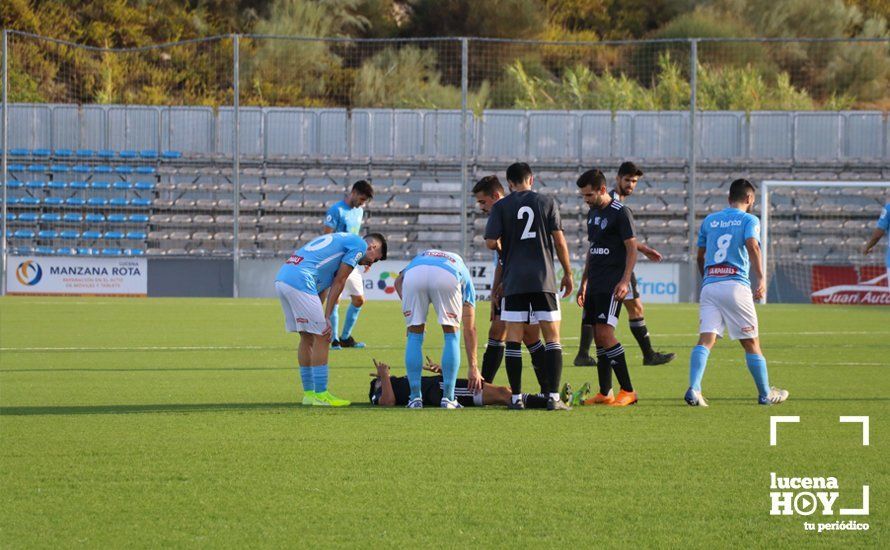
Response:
[7,256,148,296]
[811,265,889,305]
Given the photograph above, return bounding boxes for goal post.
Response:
[760,180,890,304]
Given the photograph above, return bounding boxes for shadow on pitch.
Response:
[0,401,375,416]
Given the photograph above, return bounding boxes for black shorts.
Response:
[583,292,623,327]
[501,292,561,323]
[428,379,482,407]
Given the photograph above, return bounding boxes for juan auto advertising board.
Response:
[811,265,890,305]
[6,256,147,296]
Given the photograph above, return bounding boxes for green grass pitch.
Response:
[1,297,887,548]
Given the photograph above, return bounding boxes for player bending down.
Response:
[575,169,638,407]
[862,200,890,287]
[274,231,387,407]
[393,249,482,409]
[685,179,788,407]
[369,359,550,409]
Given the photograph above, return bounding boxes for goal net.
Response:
[761,181,890,304]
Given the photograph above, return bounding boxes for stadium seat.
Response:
[50,164,70,173]
[72,165,92,174]
[94,165,113,174]
[82,230,102,240]
[134,181,155,191]
[56,247,77,255]
[9,148,29,156]
[69,181,89,190]
[135,166,156,175]
[97,150,115,158]
[115,166,134,175]
[85,214,106,223]
[19,197,40,206]
[27,164,47,173]
[13,229,35,239]
[5,213,15,222]
[12,246,34,255]
[65,197,86,207]
[108,214,128,224]
[125,231,147,240]
[35,246,56,255]
[48,181,68,190]
[26,180,46,190]
[6,180,23,190]
[32,149,51,157]
[109,198,130,207]
[43,197,64,207]
[140,149,159,159]
[40,213,62,223]
[87,197,109,207]
[128,214,149,223]
[119,150,138,159]
[77,247,99,256]
[104,231,124,240]
[90,181,111,191]
[124,248,146,256]
[101,248,123,256]
[113,182,133,191]
[76,149,95,157]
[60,231,80,240]
[161,150,182,159]
[17,213,38,223]
[54,149,74,158]
[131,198,151,207]
[38,230,59,239]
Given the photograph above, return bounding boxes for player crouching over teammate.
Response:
[686,179,788,407]
[393,249,482,408]
[274,232,387,407]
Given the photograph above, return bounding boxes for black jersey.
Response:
[585,198,635,287]
[369,376,443,406]
[609,189,636,227]
[484,190,562,295]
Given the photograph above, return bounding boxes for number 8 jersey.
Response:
[697,207,760,288]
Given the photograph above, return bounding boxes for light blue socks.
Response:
[312,365,328,393]
[406,332,425,400]
[300,366,314,393]
[329,305,340,341]
[341,303,361,340]
[441,331,461,401]
[689,345,710,391]
[745,353,770,398]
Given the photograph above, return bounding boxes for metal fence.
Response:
[2,31,889,297]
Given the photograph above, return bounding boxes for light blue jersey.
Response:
[404,249,476,306]
[877,203,890,267]
[697,207,760,288]
[275,233,367,294]
[324,200,364,235]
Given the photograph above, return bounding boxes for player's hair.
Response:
[472,175,505,197]
[617,161,643,177]
[576,169,607,189]
[505,162,533,185]
[728,178,756,202]
[352,180,374,199]
[366,232,387,260]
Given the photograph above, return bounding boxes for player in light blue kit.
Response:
[685,179,789,407]
[275,231,387,407]
[862,201,890,287]
[323,180,374,350]
[393,250,483,409]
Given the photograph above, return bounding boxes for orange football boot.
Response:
[582,389,614,405]
[608,389,638,407]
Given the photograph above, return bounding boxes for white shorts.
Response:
[343,267,365,297]
[401,265,464,327]
[699,280,759,340]
[275,281,327,335]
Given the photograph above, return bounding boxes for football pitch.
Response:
[1,297,887,548]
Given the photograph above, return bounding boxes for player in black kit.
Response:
[484,162,574,411]
[576,169,638,407]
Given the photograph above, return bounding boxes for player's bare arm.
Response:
[491,262,504,306]
[324,264,355,339]
[552,230,574,298]
[577,250,591,307]
[323,226,334,235]
[862,228,885,255]
[636,241,663,262]
[394,272,404,299]
[371,360,397,406]
[461,303,482,390]
[745,237,766,300]
[485,237,500,252]
[614,237,637,301]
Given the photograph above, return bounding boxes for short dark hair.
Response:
[352,180,374,199]
[366,232,387,260]
[576,169,607,189]
[617,161,643,177]
[505,162,533,185]
[728,178,756,202]
[472,175,505,197]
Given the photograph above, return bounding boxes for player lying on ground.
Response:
[393,249,482,409]
[368,359,550,408]
[274,231,387,407]
[324,180,374,349]
[575,161,674,367]
[473,174,552,387]
[862,200,890,287]
[485,162,574,411]
[685,179,788,407]
[575,169,639,407]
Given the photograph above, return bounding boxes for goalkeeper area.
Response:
[1,297,887,547]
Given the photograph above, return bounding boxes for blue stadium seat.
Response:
[134,181,155,191]
[13,229,35,239]
[7,164,26,172]
[57,247,77,255]
[72,165,92,174]
[101,248,123,256]
[13,246,34,255]
[113,182,132,191]
[18,213,39,223]
[90,181,111,191]
[115,165,134,175]
[50,164,70,173]
[97,150,115,158]
[119,150,138,159]
[7,180,23,190]
[124,248,146,256]
[94,165,113,174]
[19,197,41,207]
[109,198,130,207]
[4,197,20,205]
[82,230,102,240]
[135,166,156,175]
[32,149,52,157]
[76,149,95,158]
[35,246,56,255]
[108,214,128,224]
[84,214,105,223]
[43,197,64,207]
[128,214,149,223]
[60,230,80,240]
[69,181,89,190]
[131,198,151,207]
[139,149,158,159]
[48,181,68,190]
[87,197,109,207]
[78,247,99,256]
[63,213,83,223]
[65,197,85,207]
[161,150,182,159]
[27,164,47,173]
[40,213,62,223]
[38,230,59,239]
[104,231,124,240]
[54,149,74,158]
[5,213,15,222]
[9,148,30,156]
[125,231,147,240]
[26,180,46,190]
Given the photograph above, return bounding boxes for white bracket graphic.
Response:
[840,485,870,515]
[770,416,800,446]
[839,416,870,446]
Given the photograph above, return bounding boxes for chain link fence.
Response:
[3,31,889,298]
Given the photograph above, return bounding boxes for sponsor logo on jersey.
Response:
[285,254,304,266]
[296,317,309,323]
[590,247,611,255]
[707,265,738,277]
[592,216,608,229]
[711,218,743,229]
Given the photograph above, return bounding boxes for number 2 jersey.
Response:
[275,233,367,294]
[483,190,562,296]
[697,207,760,288]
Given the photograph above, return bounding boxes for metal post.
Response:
[232,34,241,298]
[687,39,698,303]
[459,37,469,260]
[760,181,769,304]
[1,30,8,296]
